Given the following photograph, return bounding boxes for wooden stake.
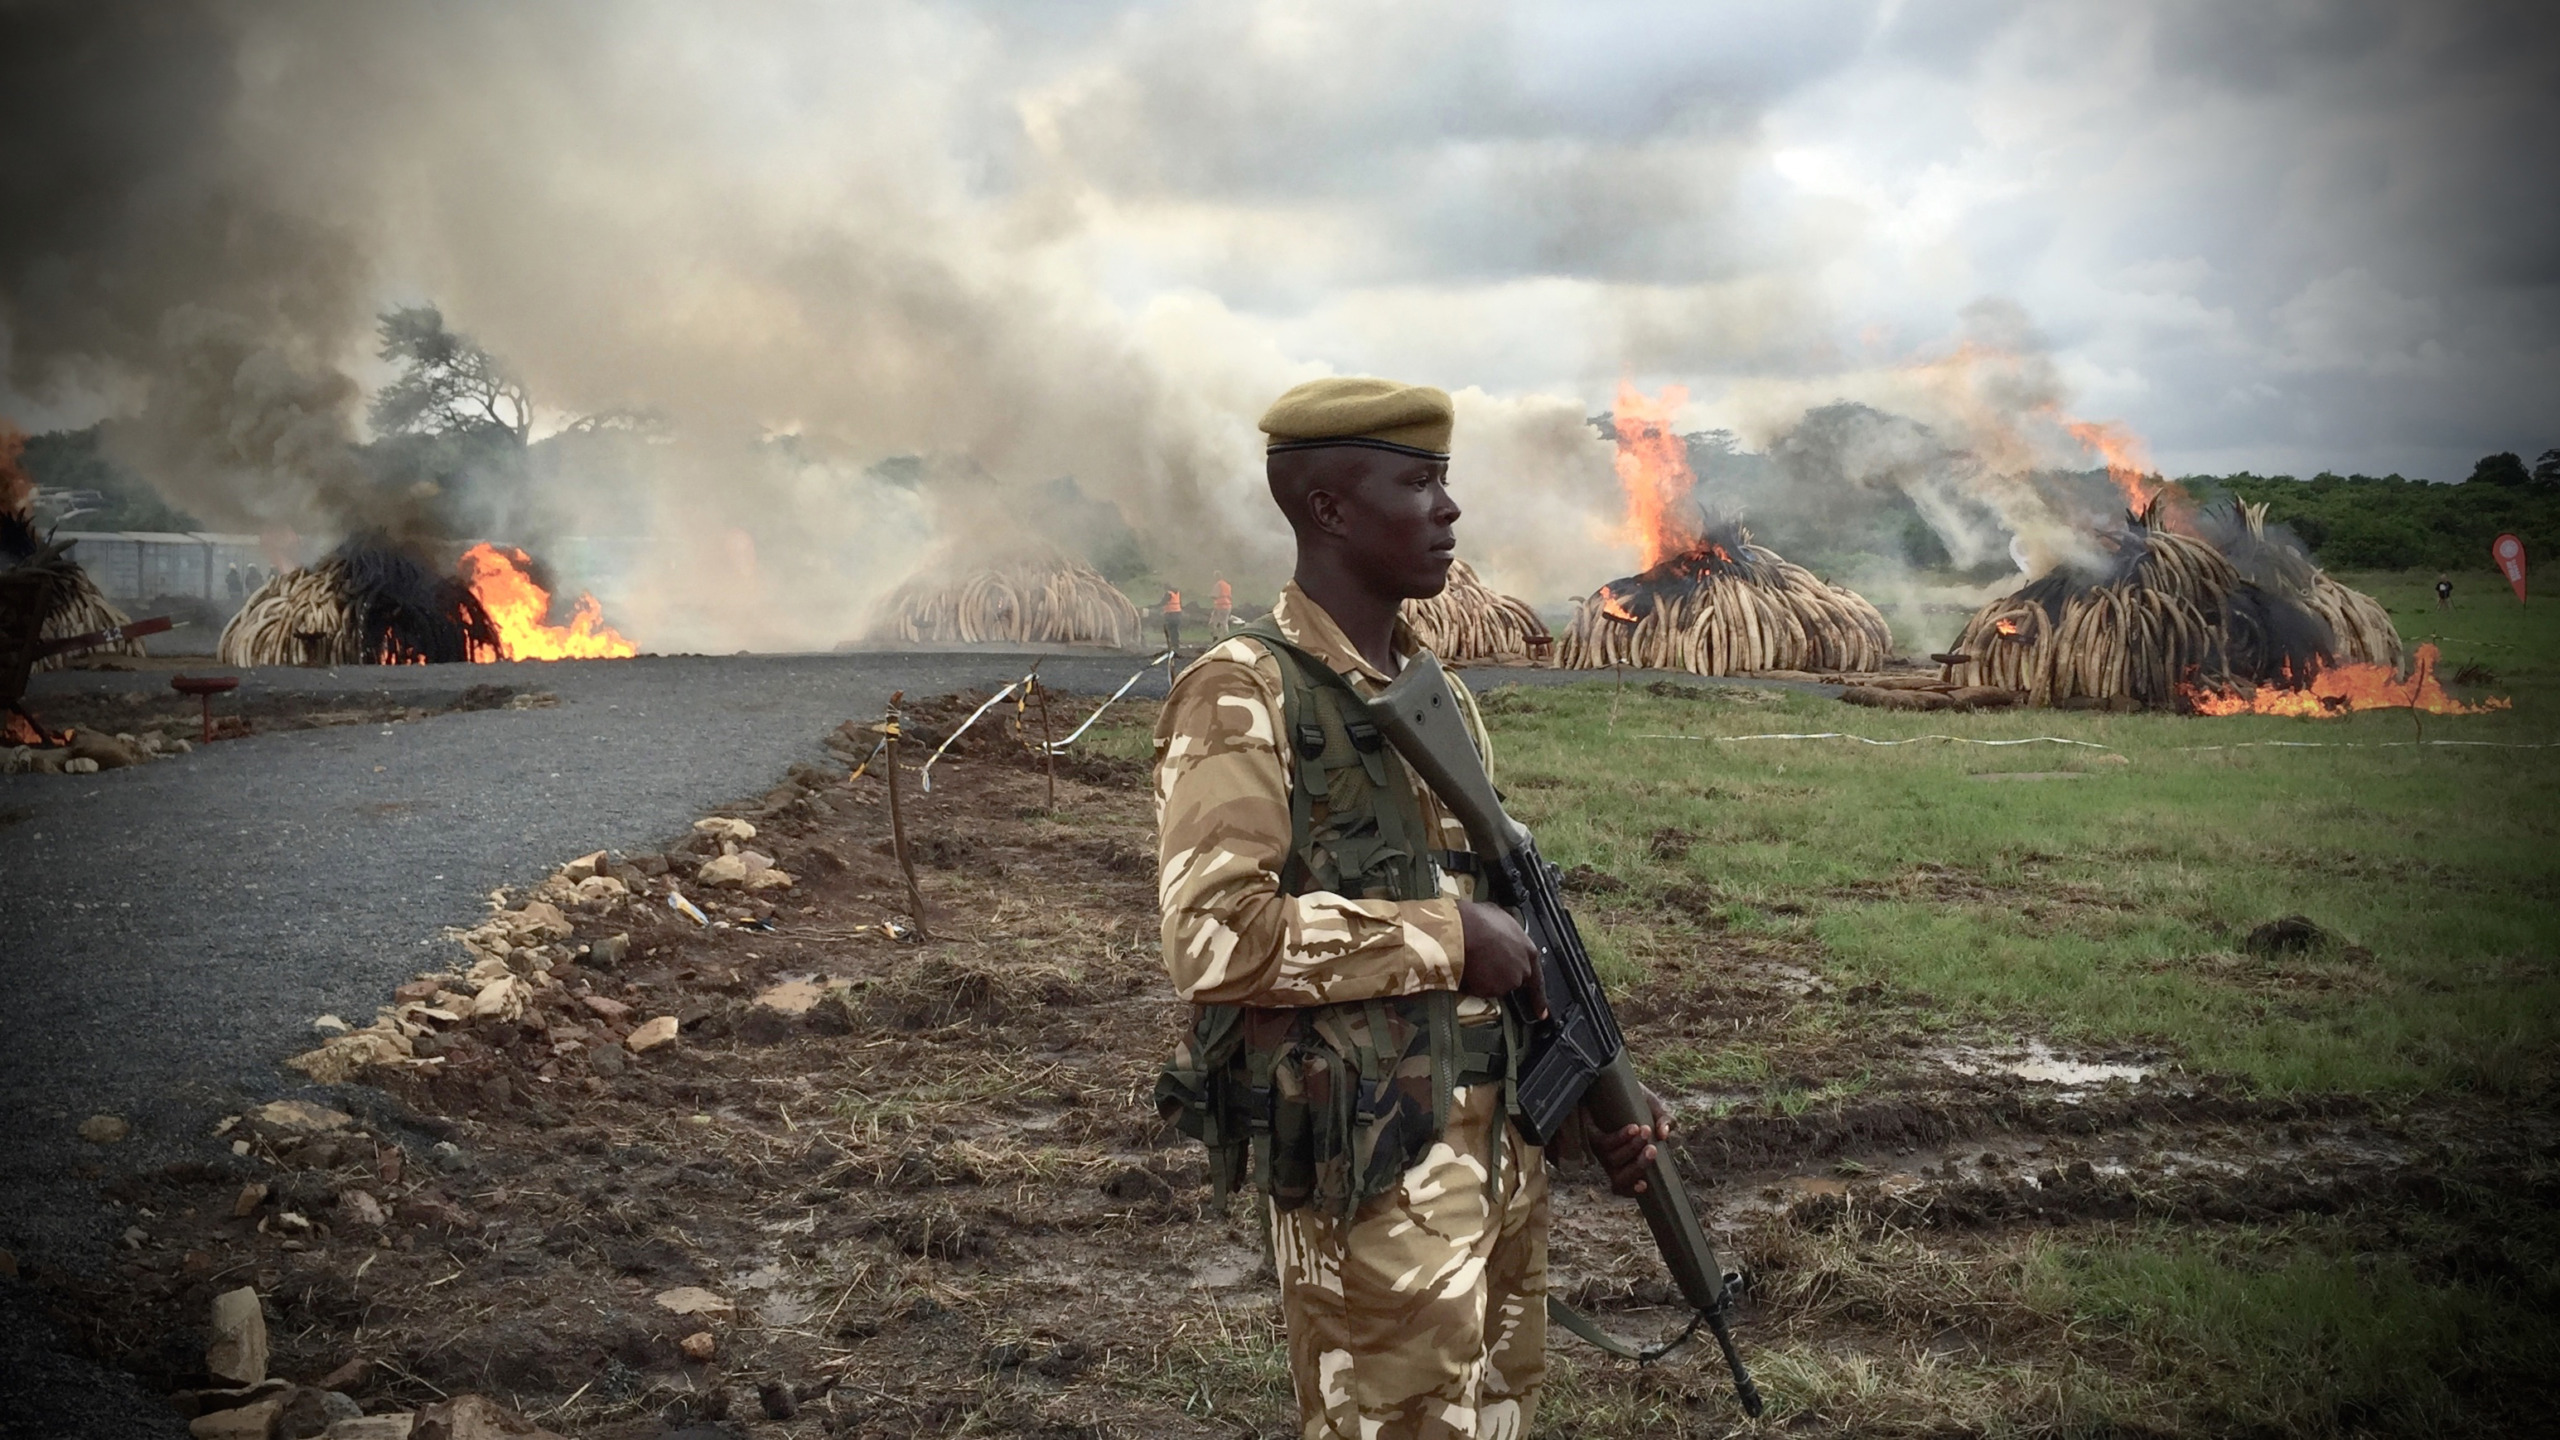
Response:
[882,692,929,939]
[1035,677,1058,811]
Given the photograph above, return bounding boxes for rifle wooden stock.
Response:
[1371,652,1762,1414]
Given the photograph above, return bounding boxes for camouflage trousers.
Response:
[1272,1081,1548,1440]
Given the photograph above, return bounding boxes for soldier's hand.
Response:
[1457,901,1545,1018]
[1591,1087,1673,1196]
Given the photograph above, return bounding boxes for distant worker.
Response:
[1161,586,1182,653]
[224,564,244,604]
[2436,574,2453,611]
[1210,575,1234,639]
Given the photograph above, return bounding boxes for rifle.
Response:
[1371,651,1763,1418]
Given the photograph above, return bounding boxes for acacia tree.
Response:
[369,306,531,443]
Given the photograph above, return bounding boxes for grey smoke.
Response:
[4,0,2552,651]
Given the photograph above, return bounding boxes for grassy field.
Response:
[1488,570,2558,1098]
[1456,570,2560,1435]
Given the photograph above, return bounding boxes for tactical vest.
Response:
[1155,617,1514,1218]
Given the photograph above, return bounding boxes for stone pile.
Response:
[3,726,190,775]
[285,811,809,1088]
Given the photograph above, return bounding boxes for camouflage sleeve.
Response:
[1153,640,1467,1008]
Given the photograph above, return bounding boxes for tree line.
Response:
[2191,450,2559,573]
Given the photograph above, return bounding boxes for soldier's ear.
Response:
[1303,483,1351,538]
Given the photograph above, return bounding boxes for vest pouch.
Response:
[1274,994,1453,1217]
[1154,1004,1250,1200]
[1258,1012,1325,1213]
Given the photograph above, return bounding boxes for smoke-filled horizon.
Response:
[4,1,2552,650]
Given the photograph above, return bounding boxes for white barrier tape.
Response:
[1640,731,2119,750]
[1048,650,1175,753]
[918,666,1041,792]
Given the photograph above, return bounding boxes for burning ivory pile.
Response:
[871,550,1143,648]
[1401,559,1552,665]
[33,567,145,671]
[1558,529,1894,676]
[219,542,500,666]
[1952,501,2402,710]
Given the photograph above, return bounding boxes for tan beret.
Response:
[1259,376,1453,458]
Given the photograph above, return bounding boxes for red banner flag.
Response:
[2493,533,2527,603]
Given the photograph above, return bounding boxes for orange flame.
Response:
[2183,644,2508,717]
[0,422,31,520]
[1994,617,2021,637]
[1597,584,1640,624]
[1612,382,1696,569]
[3,712,49,747]
[2063,417,2180,518]
[459,543,638,661]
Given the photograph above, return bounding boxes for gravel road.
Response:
[0,649,1180,1434]
[0,648,1785,1432]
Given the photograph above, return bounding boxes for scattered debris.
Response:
[653,1286,733,1318]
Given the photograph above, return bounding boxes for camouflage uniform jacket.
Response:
[1153,581,1496,1014]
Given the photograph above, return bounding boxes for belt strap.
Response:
[1545,1298,1704,1365]
[1433,849,1479,876]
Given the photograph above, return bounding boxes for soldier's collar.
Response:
[1273,581,1415,687]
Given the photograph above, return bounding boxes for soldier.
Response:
[1154,376,1667,1440]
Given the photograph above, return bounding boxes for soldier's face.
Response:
[1334,454,1460,600]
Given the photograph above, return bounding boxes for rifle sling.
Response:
[1543,1296,1704,1366]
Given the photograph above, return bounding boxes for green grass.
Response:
[2043,1222,2560,1434]
[1480,572,2560,1097]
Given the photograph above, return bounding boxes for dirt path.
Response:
[36,691,2554,1437]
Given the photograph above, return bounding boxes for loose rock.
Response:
[322,1418,415,1440]
[189,1395,284,1440]
[680,1331,718,1362]
[413,1393,563,1440]
[277,1386,365,1439]
[207,1286,270,1385]
[626,1015,681,1053]
[505,901,572,943]
[252,1100,353,1134]
[654,1286,734,1318]
[79,1113,131,1143]
[285,1029,411,1085]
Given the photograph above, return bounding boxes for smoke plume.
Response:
[0,1,1647,646]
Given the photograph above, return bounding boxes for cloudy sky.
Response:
[2,0,2553,621]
